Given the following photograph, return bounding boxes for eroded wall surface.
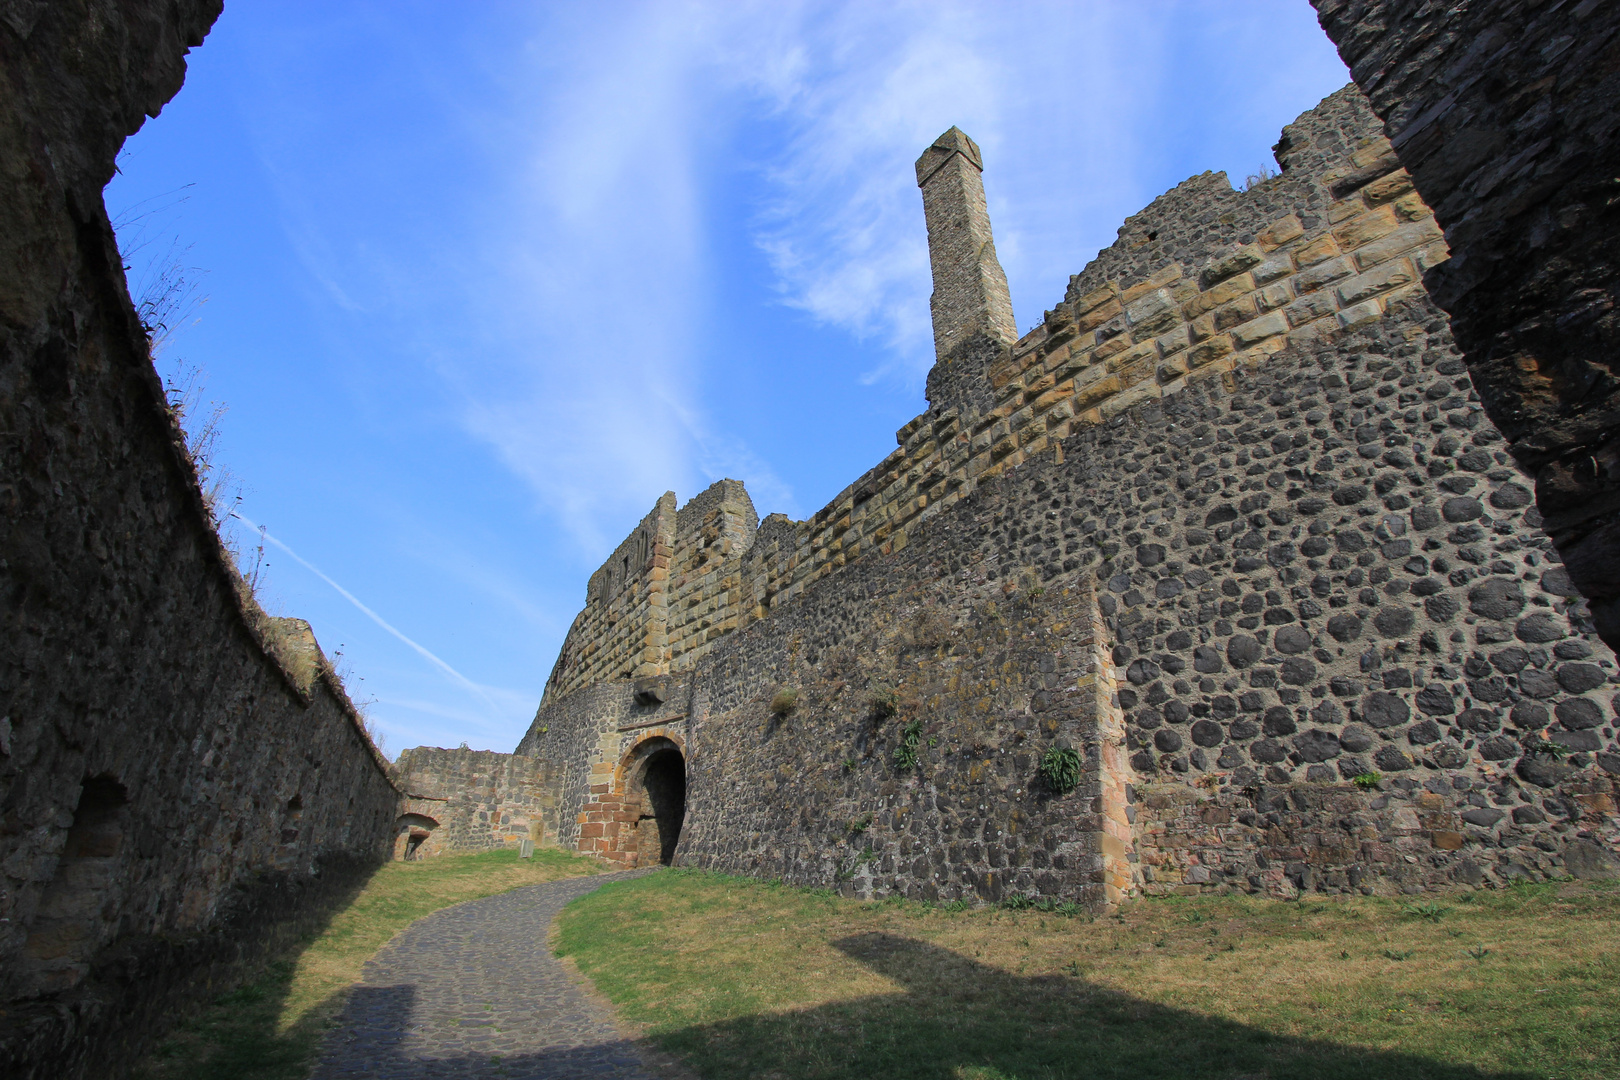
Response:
[0,5,400,1076]
[1313,0,1620,650]
[392,747,550,856]
[517,84,1620,903]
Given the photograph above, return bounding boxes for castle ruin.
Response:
[7,2,1620,1076]
[398,84,1620,906]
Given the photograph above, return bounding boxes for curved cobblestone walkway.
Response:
[311,871,659,1080]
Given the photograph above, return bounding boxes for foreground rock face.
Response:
[1313,0,1620,649]
[485,85,1620,906]
[0,5,399,1077]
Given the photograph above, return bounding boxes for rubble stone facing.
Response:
[0,4,398,1077]
[392,748,551,856]
[540,88,1451,704]
[502,84,1620,904]
[1313,0,1620,651]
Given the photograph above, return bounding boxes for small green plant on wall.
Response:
[893,719,923,771]
[1039,745,1082,795]
[769,687,799,715]
[869,683,898,720]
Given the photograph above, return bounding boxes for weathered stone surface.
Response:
[0,5,399,1078]
[1314,0,1620,650]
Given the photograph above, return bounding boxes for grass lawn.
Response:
[555,869,1620,1080]
[135,847,601,1080]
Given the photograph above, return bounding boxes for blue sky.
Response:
[107,2,1350,757]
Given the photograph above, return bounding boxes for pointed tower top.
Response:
[915,126,984,186]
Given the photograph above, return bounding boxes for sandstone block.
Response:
[1392,191,1430,222]
[1352,219,1445,269]
[1332,205,1401,249]
[1336,259,1416,306]
[1230,311,1289,348]
[1187,335,1234,368]
[1294,233,1342,267]
[1258,214,1304,250]
[1252,255,1294,285]
[1075,297,1121,333]
[1337,298,1384,329]
[1182,274,1255,318]
[1155,325,1191,356]
[1363,168,1415,204]
[1119,263,1184,305]
[1213,296,1258,331]
[1293,256,1354,294]
[1125,288,1181,337]
[1199,245,1265,289]
[1099,379,1160,419]
[1256,282,1292,312]
[1072,373,1123,409]
[1076,283,1116,314]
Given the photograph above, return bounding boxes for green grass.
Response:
[134,847,600,1080]
[555,869,1620,1080]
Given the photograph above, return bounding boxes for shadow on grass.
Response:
[639,931,1535,1080]
[287,929,1537,1080]
[134,851,604,1080]
[130,857,386,1080]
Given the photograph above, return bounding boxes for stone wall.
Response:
[0,4,401,1077]
[1312,0,1620,651]
[515,83,1620,904]
[392,747,550,856]
[541,89,1450,706]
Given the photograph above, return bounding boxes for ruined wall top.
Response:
[917,126,1017,415]
[535,86,1451,708]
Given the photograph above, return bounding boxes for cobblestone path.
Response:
[311,871,659,1080]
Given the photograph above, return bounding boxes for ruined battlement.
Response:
[545,87,1448,703]
[507,81,1618,902]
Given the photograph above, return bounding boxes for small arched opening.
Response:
[625,738,686,866]
[393,813,440,860]
[23,775,129,993]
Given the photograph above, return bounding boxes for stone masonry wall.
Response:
[542,88,1451,705]
[518,83,1620,904]
[1313,0,1620,651]
[392,748,550,856]
[0,5,401,1077]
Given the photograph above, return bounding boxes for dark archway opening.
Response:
[24,775,129,992]
[640,748,686,865]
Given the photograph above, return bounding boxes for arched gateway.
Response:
[621,736,686,867]
[570,734,688,868]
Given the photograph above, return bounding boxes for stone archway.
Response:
[393,813,441,860]
[637,747,686,865]
[621,736,686,867]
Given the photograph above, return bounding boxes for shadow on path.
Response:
[310,872,658,1080]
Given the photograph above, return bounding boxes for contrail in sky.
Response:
[230,511,501,717]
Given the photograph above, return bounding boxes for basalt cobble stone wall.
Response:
[538,89,1451,704]
[516,82,1620,904]
[516,677,698,867]
[1,4,400,1077]
[1313,0,1620,651]
[392,748,550,856]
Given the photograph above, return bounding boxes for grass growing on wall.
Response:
[555,869,1620,1080]
[134,848,600,1080]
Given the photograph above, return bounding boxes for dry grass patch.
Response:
[556,870,1620,1080]
[136,848,600,1080]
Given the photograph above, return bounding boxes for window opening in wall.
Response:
[637,748,686,865]
[22,775,129,993]
[393,813,440,860]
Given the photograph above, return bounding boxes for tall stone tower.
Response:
[916,127,1016,415]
